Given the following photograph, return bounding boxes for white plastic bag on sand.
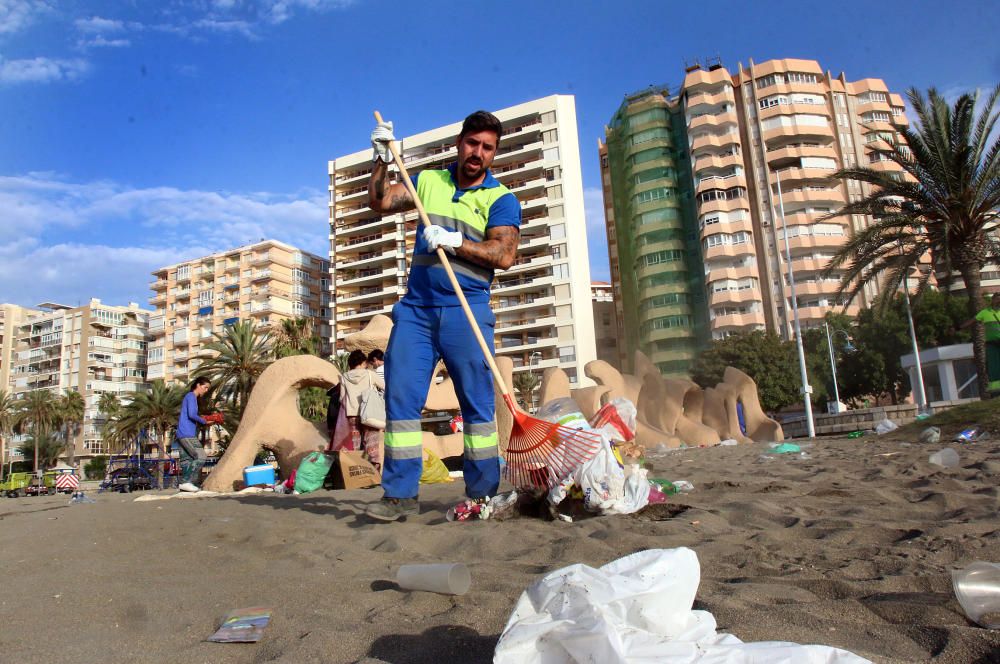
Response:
[494,548,871,664]
[875,418,898,435]
[548,438,649,515]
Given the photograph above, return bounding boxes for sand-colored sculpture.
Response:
[206,318,782,490]
[201,354,340,492]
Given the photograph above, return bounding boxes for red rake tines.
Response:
[502,396,603,491]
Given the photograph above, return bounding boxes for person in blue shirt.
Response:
[176,376,211,492]
[365,110,520,521]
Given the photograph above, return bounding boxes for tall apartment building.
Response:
[328,95,598,385]
[601,58,909,372]
[599,86,708,376]
[149,240,331,384]
[591,282,621,371]
[9,299,151,461]
[1,304,40,394]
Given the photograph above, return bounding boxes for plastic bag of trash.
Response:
[874,418,898,435]
[919,426,941,444]
[535,397,587,429]
[494,547,872,664]
[420,449,451,484]
[589,398,638,443]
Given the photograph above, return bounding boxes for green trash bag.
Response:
[294,451,334,494]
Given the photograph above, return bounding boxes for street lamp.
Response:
[897,203,930,414]
[901,268,930,414]
[824,323,856,414]
[773,168,815,437]
[529,352,542,413]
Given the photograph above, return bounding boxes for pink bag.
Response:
[328,386,356,452]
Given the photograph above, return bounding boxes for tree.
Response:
[58,389,85,466]
[512,371,540,411]
[824,85,1000,398]
[105,381,185,455]
[690,331,800,412]
[14,390,59,473]
[331,351,350,375]
[20,432,65,471]
[194,320,273,428]
[97,392,120,419]
[84,455,108,481]
[0,389,17,480]
[275,317,321,358]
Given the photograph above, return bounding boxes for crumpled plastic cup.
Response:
[929,448,960,468]
[396,563,471,595]
[952,561,1000,628]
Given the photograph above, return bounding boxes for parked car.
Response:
[24,478,49,497]
[109,468,153,493]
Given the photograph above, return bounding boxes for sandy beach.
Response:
[2,434,998,664]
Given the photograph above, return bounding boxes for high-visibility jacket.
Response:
[402,163,520,306]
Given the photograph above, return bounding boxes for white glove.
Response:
[423,225,463,254]
[370,120,395,163]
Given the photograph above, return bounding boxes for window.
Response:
[861,111,892,124]
[632,147,669,166]
[547,184,563,200]
[550,223,566,240]
[786,72,818,84]
[552,264,570,280]
[631,127,670,145]
[756,73,785,89]
[634,187,674,205]
[635,167,674,184]
[642,249,683,266]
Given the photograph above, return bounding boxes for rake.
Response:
[373,110,601,490]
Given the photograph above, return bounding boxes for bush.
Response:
[84,455,108,480]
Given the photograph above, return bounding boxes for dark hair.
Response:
[367,349,384,363]
[459,110,503,142]
[348,349,367,370]
[190,376,210,391]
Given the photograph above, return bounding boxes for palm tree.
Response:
[25,432,66,470]
[58,389,85,466]
[14,390,59,472]
[98,392,120,419]
[106,381,185,456]
[275,317,320,358]
[331,351,350,374]
[824,85,1000,397]
[194,320,273,423]
[0,390,17,481]
[512,371,540,411]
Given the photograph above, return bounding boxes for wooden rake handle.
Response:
[373,110,514,401]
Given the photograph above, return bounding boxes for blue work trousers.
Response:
[381,301,500,500]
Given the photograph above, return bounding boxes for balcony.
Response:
[175,289,191,300]
[494,336,559,355]
[710,311,767,330]
[688,110,738,132]
[150,279,168,291]
[172,329,190,345]
[708,288,762,308]
[150,293,166,305]
[175,271,192,284]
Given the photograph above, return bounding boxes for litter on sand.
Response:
[493,548,872,663]
[207,607,272,643]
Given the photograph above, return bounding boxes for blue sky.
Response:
[1,0,997,309]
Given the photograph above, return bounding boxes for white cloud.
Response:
[0,0,51,35]
[0,55,89,83]
[192,17,257,39]
[262,0,356,25]
[0,172,329,307]
[77,36,130,49]
[74,16,125,33]
[0,242,215,308]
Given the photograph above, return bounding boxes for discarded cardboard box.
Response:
[332,450,380,489]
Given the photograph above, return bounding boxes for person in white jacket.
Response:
[340,350,385,471]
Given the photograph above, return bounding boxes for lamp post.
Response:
[529,351,542,413]
[824,323,855,414]
[901,270,930,414]
[774,169,815,437]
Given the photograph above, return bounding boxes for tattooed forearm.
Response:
[368,161,414,213]
[456,226,520,270]
[384,190,414,213]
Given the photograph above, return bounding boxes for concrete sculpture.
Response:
[204,318,782,491]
